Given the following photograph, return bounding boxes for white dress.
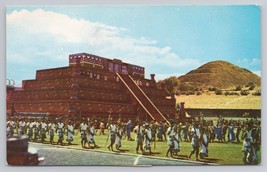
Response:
[57,122,64,137]
[173,131,180,151]
[87,126,95,144]
[144,128,152,150]
[200,133,209,156]
[18,121,26,135]
[115,128,124,148]
[67,125,74,142]
[167,126,174,146]
[80,123,88,139]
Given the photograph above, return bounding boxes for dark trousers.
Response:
[189,145,199,158]
[136,141,143,152]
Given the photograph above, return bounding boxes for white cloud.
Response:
[7,9,201,85]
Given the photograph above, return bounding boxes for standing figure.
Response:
[242,125,253,164]
[188,122,201,161]
[200,128,209,158]
[126,119,133,141]
[33,123,38,142]
[251,122,261,164]
[183,122,189,142]
[157,122,164,141]
[56,119,65,145]
[40,119,48,143]
[222,122,228,142]
[6,122,12,137]
[66,120,74,145]
[215,123,223,142]
[48,120,56,144]
[209,123,215,142]
[6,119,15,137]
[26,118,34,141]
[236,122,242,143]
[87,122,97,148]
[133,122,144,154]
[33,119,41,141]
[163,120,169,141]
[79,118,88,148]
[18,118,26,135]
[115,123,124,150]
[228,123,235,143]
[178,123,183,141]
[166,124,180,157]
[99,120,105,135]
[107,120,116,151]
[143,123,152,154]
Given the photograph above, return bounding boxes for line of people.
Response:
[6,118,74,146]
[6,116,261,164]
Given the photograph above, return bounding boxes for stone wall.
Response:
[186,108,261,118]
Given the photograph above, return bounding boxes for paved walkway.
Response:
[30,142,216,166]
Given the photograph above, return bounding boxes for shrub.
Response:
[196,91,202,95]
[252,89,261,96]
[249,85,255,90]
[215,89,223,95]
[225,91,240,96]
[208,87,217,91]
[186,91,195,95]
[240,90,250,96]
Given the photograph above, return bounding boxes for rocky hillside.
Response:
[177,60,261,89]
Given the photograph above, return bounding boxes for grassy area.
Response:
[31,129,261,165]
[175,94,261,109]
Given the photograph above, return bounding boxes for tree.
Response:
[164,76,179,95]
[179,82,190,92]
[156,80,165,89]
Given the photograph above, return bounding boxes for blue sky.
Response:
[6,5,261,86]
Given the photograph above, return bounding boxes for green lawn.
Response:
[32,129,261,165]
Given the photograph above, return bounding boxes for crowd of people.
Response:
[6,115,261,164]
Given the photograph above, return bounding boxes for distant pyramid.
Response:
[178,60,261,89]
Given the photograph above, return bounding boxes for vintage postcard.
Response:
[6,5,261,166]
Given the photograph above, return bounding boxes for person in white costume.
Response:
[79,118,88,148]
[166,123,180,157]
[33,119,40,141]
[133,122,145,154]
[199,128,209,158]
[56,118,65,145]
[188,122,201,161]
[18,118,26,135]
[48,120,56,144]
[115,123,124,150]
[66,120,74,145]
[6,122,12,137]
[87,122,97,148]
[26,118,35,141]
[40,118,48,143]
[242,125,253,164]
[107,120,117,151]
[143,123,152,154]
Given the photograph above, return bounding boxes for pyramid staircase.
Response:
[117,73,169,123]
